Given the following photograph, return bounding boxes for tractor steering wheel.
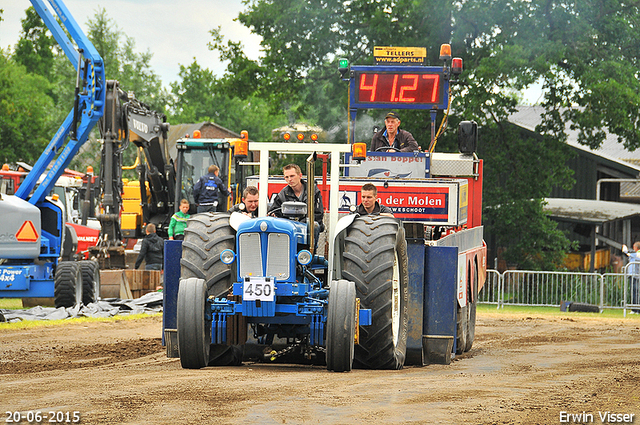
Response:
[375,146,400,152]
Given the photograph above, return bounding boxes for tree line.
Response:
[2,1,639,270]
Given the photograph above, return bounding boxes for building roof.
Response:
[509,106,640,173]
[167,122,241,144]
[165,122,243,158]
[543,198,640,224]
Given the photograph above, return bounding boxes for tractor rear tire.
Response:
[79,260,100,305]
[54,261,82,308]
[326,279,356,372]
[181,213,236,298]
[177,277,210,369]
[343,216,409,370]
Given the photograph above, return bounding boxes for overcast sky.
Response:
[0,0,263,87]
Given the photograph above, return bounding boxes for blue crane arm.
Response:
[15,0,105,204]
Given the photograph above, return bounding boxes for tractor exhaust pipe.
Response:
[306,153,316,255]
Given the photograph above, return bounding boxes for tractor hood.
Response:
[237,216,308,246]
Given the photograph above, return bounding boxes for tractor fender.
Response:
[331,214,357,280]
[229,211,251,230]
[334,214,357,240]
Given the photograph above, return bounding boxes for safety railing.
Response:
[479,266,640,316]
[477,269,502,307]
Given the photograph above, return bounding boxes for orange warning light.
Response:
[234,140,248,160]
[352,143,367,161]
[16,221,38,242]
[439,44,452,61]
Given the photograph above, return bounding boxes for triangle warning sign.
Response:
[16,220,39,242]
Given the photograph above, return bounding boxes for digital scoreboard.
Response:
[350,66,448,110]
[355,71,443,105]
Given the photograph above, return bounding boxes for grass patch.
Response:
[0,312,161,331]
[477,303,640,319]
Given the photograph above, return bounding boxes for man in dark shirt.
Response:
[356,183,394,217]
[370,111,419,152]
[134,223,164,270]
[228,186,259,218]
[268,164,324,227]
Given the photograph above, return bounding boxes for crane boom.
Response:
[15,0,105,206]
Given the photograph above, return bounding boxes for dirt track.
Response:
[1,312,639,425]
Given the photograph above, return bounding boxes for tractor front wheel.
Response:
[326,279,356,372]
[177,277,211,369]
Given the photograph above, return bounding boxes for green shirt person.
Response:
[169,199,190,240]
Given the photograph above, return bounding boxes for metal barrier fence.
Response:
[479,266,640,316]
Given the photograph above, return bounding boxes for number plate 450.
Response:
[243,276,275,301]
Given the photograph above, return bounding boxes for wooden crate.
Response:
[100,270,133,299]
[124,270,162,290]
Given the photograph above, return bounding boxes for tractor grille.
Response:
[239,232,262,277]
[266,233,290,279]
[238,232,290,279]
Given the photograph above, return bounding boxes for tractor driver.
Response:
[356,183,394,217]
[268,164,324,229]
[370,111,419,153]
[228,186,260,218]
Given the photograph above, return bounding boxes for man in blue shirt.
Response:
[193,165,231,213]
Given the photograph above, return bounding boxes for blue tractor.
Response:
[169,44,482,371]
[175,143,410,372]
[0,0,104,307]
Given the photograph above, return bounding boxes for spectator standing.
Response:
[134,223,163,270]
[169,199,190,241]
[193,165,231,213]
[623,241,640,313]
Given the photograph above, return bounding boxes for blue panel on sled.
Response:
[424,245,457,347]
[162,240,182,339]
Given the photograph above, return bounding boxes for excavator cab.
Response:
[175,133,248,214]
